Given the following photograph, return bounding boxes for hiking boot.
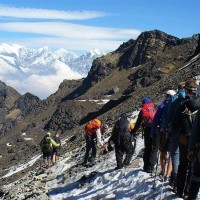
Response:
[176,191,183,198]
[173,185,177,194]
[115,166,124,170]
[143,168,153,173]
[88,162,95,167]
[81,162,88,167]
[164,176,170,182]
[170,181,177,193]
[123,163,131,168]
[159,171,164,180]
[183,192,189,199]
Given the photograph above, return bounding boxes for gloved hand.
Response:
[103,144,108,152]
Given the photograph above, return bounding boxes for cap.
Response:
[178,82,185,90]
[185,80,197,92]
[166,90,176,96]
[46,132,51,136]
[142,97,151,104]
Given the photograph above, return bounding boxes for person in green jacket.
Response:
[40,132,60,168]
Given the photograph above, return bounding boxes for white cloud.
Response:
[0,6,142,98]
[0,22,141,40]
[0,22,141,52]
[0,57,17,74]
[0,6,106,20]
[5,61,82,99]
[2,37,123,52]
[0,6,141,52]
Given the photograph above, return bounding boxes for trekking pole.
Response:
[160,151,169,199]
[152,150,160,190]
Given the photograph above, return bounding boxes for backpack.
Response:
[171,95,185,131]
[40,137,53,154]
[141,102,156,127]
[111,115,131,147]
[179,95,200,136]
[84,119,102,136]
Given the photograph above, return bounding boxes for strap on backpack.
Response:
[142,127,144,139]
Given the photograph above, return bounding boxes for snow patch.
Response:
[6,143,12,147]
[0,154,41,179]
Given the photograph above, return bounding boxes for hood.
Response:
[142,97,152,104]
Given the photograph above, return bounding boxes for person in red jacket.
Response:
[131,97,156,173]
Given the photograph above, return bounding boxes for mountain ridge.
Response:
[0,29,200,188]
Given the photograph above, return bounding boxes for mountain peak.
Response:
[138,29,179,41]
[89,49,105,56]
[0,43,24,56]
[0,44,104,98]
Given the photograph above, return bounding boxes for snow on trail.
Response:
[0,154,41,179]
[48,137,183,200]
[0,135,77,180]
[1,128,196,199]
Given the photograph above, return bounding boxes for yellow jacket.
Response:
[47,137,60,147]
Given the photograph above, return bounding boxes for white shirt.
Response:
[96,128,104,146]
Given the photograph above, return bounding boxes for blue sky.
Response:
[0,0,200,54]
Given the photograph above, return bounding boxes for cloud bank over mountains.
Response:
[0,5,141,52]
[0,43,104,99]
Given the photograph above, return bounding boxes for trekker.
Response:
[187,107,200,200]
[151,90,176,181]
[131,97,156,173]
[175,80,200,198]
[163,82,186,191]
[52,132,62,165]
[109,114,135,169]
[40,132,61,168]
[83,119,108,166]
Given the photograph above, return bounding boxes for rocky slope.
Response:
[0,29,200,188]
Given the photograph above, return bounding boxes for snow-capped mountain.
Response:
[0,43,105,99]
[68,49,105,75]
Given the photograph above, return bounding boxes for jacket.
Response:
[162,89,185,131]
[189,107,200,149]
[151,98,171,137]
[40,136,60,153]
[132,102,155,136]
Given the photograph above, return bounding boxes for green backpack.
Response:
[40,137,53,154]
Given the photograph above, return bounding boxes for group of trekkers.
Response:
[40,132,62,168]
[83,78,200,200]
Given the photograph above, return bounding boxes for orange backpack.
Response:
[84,119,102,135]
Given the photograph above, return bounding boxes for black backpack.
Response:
[171,96,185,132]
[111,115,131,147]
[40,137,53,154]
[180,95,200,136]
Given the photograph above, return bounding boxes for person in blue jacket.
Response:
[151,90,176,181]
[162,83,186,191]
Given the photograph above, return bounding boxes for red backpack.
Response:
[141,102,156,127]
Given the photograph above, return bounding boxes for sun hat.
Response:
[166,90,176,96]
[46,132,51,136]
